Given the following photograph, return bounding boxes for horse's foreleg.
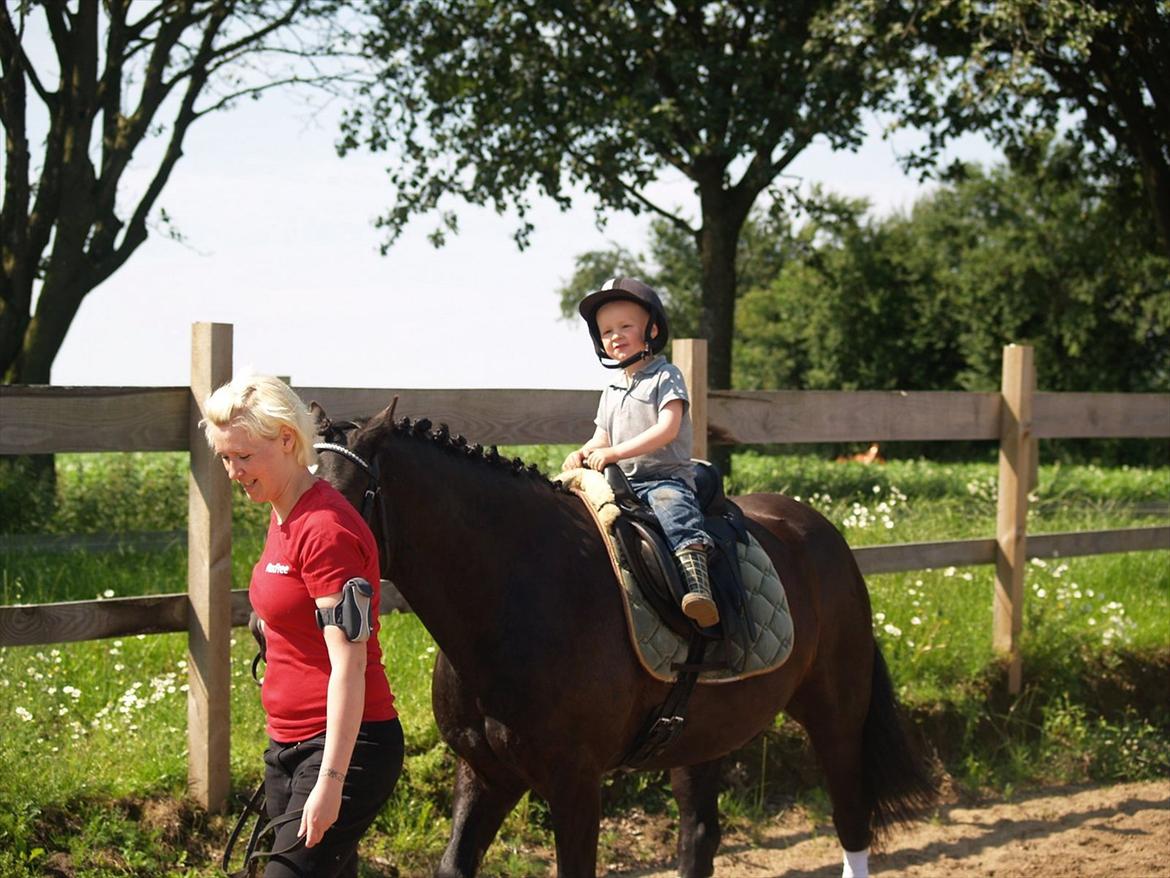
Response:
[437,757,526,878]
[546,775,602,878]
[670,757,723,878]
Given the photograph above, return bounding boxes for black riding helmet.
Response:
[578,277,670,369]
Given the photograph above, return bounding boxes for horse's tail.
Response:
[862,643,938,840]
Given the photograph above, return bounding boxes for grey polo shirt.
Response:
[594,355,695,487]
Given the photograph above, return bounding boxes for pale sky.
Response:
[48,84,998,391]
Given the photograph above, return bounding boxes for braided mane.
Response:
[388,416,571,493]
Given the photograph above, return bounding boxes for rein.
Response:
[221,782,305,877]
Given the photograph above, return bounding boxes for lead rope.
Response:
[222,783,306,877]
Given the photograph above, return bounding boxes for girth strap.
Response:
[621,632,709,768]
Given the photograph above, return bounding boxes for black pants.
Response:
[261,719,403,878]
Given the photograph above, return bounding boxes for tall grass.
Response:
[1,448,1167,876]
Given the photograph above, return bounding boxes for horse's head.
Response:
[311,398,398,570]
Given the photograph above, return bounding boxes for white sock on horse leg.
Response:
[842,847,869,878]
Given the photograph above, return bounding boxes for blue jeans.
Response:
[632,477,712,552]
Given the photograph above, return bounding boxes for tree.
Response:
[343,0,918,400]
[908,0,1170,255]
[568,139,1170,396]
[735,194,970,392]
[0,0,341,385]
[744,139,1170,394]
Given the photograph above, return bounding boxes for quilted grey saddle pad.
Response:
[556,468,795,684]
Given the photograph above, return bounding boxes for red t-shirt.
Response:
[250,479,396,742]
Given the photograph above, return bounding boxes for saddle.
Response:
[603,462,758,664]
[556,464,793,766]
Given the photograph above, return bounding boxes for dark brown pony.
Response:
[315,404,935,878]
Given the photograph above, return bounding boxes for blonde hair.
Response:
[202,374,318,467]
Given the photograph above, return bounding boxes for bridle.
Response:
[312,437,394,573]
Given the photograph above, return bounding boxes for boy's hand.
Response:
[586,448,620,470]
[562,449,586,471]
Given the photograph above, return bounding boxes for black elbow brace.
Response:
[315,577,375,642]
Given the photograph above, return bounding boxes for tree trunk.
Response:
[695,191,749,478]
[12,272,88,385]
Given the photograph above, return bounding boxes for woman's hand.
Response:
[562,449,585,471]
[299,774,343,847]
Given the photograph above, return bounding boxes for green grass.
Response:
[1,448,1168,875]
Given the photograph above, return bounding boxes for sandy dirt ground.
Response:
[603,779,1170,878]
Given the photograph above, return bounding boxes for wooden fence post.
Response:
[994,344,1035,695]
[673,339,708,461]
[188,323,233,811]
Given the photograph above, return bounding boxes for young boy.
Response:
[563,277,719,627]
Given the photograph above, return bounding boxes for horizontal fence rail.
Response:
[0,586,413,648]
[0,386,598,454]
[708,390,1003,444]
[3,525,1165,648]
[852,525,1170,575]
[0,386,191,453]
[1032,392,1170,439]
[6,387,1168,457]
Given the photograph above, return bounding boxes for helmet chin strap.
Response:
[599,324,656,370]
[600,349,651,370]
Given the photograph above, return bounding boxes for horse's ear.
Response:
[308,401,329,431]
[375,395,399,424]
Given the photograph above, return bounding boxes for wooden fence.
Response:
[1,322,1168,811]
